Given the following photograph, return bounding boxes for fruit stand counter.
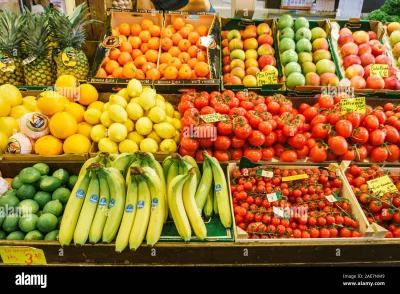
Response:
[1,240,400,266]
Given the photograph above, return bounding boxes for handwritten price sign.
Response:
[340,97,366,115]
[200,113,224,123]
[370,64,389,78]
[256,70,278,86]
[367,175,398,196]
[0,247,47,265]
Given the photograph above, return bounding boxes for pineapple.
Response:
[49,3,99,80]
[0,9,25,85]
[22,12,56,86]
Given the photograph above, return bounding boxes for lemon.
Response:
[164,116,174,125]
[0,117,20,137]
[63,134,91,154]
[155,94,165,102]
[155,99,166,110]
[140,138,158,153]
[173,111,181,120]
[153,122,176,139]
[22,96,37,111]
[108,123,127,143]
[100,111,114,127]
[127,131,144,145]
[0,97,11,117]
[88,101,105,112]
[123,119,134,132]
[130,97,140,104]
[90,124,107,142]
[142,88,156,95]
[135,117,153,136]
[126,103,144,121]
[84,109,101,125]
[147,130,162,144]
[103,102,110,111]
[138,91,156,110]
[127,79,143,97]
[165,102,175,117]
[172,118,182,130]
[0,131,8,152]
[0,84,22,107]
[160,139,177,153]
[148,107,166,123]
[119,139,139,153]
[109,94,128,109]
[77,122,93,139]
[117,88,131,103]
[173,130,181,144]
[108,105,128,123]
[10,105,29,120]
[98,138,119,154]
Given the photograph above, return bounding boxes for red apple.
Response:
[246,66,260,77]
[257,23,271,36]
[223,73,230,83]
[350,76,366,89]
[230,59,245,69]
[375,55,391,65]
[257,43,275,56]
[343,55,361,69]
[393,43,400,58]
[371,43,385,56]
[338,33,354,47]
[341,43,359,57]
[222,47,231,57]
[222,56,231,66]
[369,39,380,47]
[339,28,352,36]
[320,73,339,86]
[353,31,369,45]
[305,72,320,86]
[389,66,398,77]
[245,58,258,69]
[358,43,371,55]
[230,67,245,79]
[227,76,242,84]
[364,65,371,78]
[258,55,276,68]
[221,39,229,48]
[360,53,375,67]
[366,75,385,89]
[243,25,257,40]
[312,38,329,51]
[345,64,364,79]
[221,31,229,40]
[368,31,377,40]
[388,22,400,36]
[243,38,258,50]
[223,64,231,74]
[243,75,257,87]
[257,34,274,46]
[384,76,399,89]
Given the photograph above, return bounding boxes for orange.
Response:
[145,49,159,63]
[187,58,197,69]
[168,57,182,70]
[198,25,208,37]
[105,60,120,74]
[149,25,161,37]
[197,51,207,62]
[141,19,154,30]
[112,28,120,36]
[194,61,209,77]
[188,31,200,45]
[161,28,173,39]
[134,55,147,68]
[168,46,181,57]
[178,52,190,64]
[140,43,150,54]
[131,24,142,36]
[173,17,186,31]
[186,23,195,32]
[63,134,91,154]
[146,68,161,80]
[122,62,137,78]
[128,36,142,49]
[102,56,110,67]
[109,48,121,61]
[148,37,160,50]
[35,135,63,156]
[112,67,123,78]
[160,52,172,64]
[178,64,192,80]
[64,102,85,123]
[131,48,143,60]
[161,38,173,51]
[191,70,198,79]
[36,92,69,116]
[172,33,183,46]
[49,112,78,139]
[97,68,107,78]
[136,69,145,79]
[119,23,131,36]
[107,75,113,78]
[139,30,151,43]
[178,39,191,52]
[77,84,99,106]
[179,27,190,39]
[166,25,176,33]
[118,51,133,66]
[120,41,133,53]
[118,35,128,44]
[188,45,200,58]
[164,66,178,79]
[158,63,168,76]
[142,62,156,74]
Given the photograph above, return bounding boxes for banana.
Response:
[129,176,151,251]
[204,179,214,218]
[78,153,108,177]
[143,166,166,247]
[142,153,167,202]
[213,179,219,215]
[168,174,191,241]
[162,156,174,180]
[204,153,232,228]
[115,175,138,253]
[59,170,91,246]
[166,161,179,220]
[125,159,142,187]
[183,155,201,186]
[178,160,185,175]
[183,169,207,240]
[74,172,100,246]
[101,167,126,243]
[89,172,110,243]
[112,153,136,178]
[194,159,212,211]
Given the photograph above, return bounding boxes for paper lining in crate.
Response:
[227,162,374,242]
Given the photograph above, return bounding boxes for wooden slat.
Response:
[75,0,94,41]
[87,0,107,41]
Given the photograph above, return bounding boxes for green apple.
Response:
[286,72,305,89]
[279,14,294,30]
[298,52,313,64]
[279,38,295,53]
[295,27,312,41]
[302,61,317,74]
[296,39,312,53]
[390,30,400,46]
[295,17,309,31]
[281,49,298,66]
[280,27,295,40]
[311,27,327,41]
[285,62,301,77]
[228,30,241,41]
[316,59,336,75]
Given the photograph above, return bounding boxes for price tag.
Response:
[370,64,389,78]
[325,195,339,203]
[199,36,216,48]
[282,174,309,182]
[340,97,366,115]
[22,56,37,65]
[0,247,47,265]
[273,206,289,219]
[267,191,282,203]
[102,36,121,48]
[256,70,278,86]
[0,54,16,73]
[367,175,398,196]
[61,47,77,67]
[200,113,224,123]
[256,170,274,178]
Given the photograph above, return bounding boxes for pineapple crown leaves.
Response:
[0,9,24,57]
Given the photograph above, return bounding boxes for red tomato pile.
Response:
[230,167,362,239]
[346,164,400,238]
[177,90,400,163]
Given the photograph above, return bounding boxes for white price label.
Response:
[257,170,274,178]
[325,195,338,203]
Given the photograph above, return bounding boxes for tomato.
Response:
[312,123,330,139]
[387,144,400,162]
[299,103,310,114]
[327,111,341,125]
[319,228,330,238]
[384,125,399,143]
[178,101,195,114]
[393,228,400,238]
[372,109,387,124]
[258,121,272,136]
[217,120,233,136]
[350,127,369,144]
[328,136,348,156]
[180,137,199,151]
[230,148,243,161]
[275,130,288,144]
[194,96,209,109]
[303,106,318,121]
[335,120,353,138]
[234,124,252,139]
[280,104,292,115]
[310,114,328,129]
[295,145,308,159]
[244,149,262,162]
[261,147,275,161]
[264,132,277,146]
[229,107,246,117]
[369,200,383,213]
[381,208,394,221]
[196,149,212,161]
[254,103,268,113]
[213,136,231,150]
[231,136,246,148]
[184,107,200,118]
[317,216,327,226]
[309,144,328,162]
[266,101,279,115]
[181,116,197,129]
[214,103,230,114]
[280,150,298,162]
[214,150,230,161]
[339,227,351,238]
[281,124,297,138]
[370,146,388,162]
[345,113,361,128]
[227,97,240,108]
[248,115,263,129]
[368,129,386,146]
[247,130,266,147]
[200,106,216,115]
[363,114,379,130]
[179,147,196,157]
[393,212,400,223]
[318,94,334,109]
[310,228,320,238]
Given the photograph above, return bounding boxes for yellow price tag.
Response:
[200,113,224,123]
[0,247,47,265]
[367,175,398,196]
[62,47,77,67]
[256,70,278,86]
[282,173,309,182]
[340,97,366,115]
[370,64,388,78]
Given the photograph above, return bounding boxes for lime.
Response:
[40,176,62,192]
[33,191,52,210]
[43,200,63,217]
[35,175,48,190]
[52,187,70,205]
[0,195,20,209]
[18,199,39,215]
[57,215,63,229]
[19,167,41,184]
[2,212,19,232]
[53,169,69,185]
[11,176,23,190]
[18,214,38,233]
[4,189,17,197]
[33,163,50,175]
[37,213,58,233]
[0,230,7,239]
[68,175,78,190]
[24,230,44,240]
[17,184,36,200]
[0,212,5,227]
[6,231,25,240]
[44,230,59,241]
